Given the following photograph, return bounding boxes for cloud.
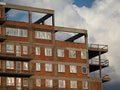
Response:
[3,0,120,89]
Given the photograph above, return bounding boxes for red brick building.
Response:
[0,2,110,90]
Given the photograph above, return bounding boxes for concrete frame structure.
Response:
[0,2,110,90]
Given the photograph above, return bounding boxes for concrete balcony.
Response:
[0,68,33,77]
[89,58,109,72]
[0,53,33,61]
[89,44,108,59]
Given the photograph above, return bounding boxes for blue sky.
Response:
[74,0,95,8]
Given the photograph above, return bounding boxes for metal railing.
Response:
[89,44,108,50]
[89,58,109,66]
[0,68,34,75]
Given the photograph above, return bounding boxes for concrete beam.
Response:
[54,26,87,34]
[4,3,54,14]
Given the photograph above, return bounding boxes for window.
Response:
[46,79,53,87]
[6,44,14,53]
[36,79,41,87]
[23,46,28,54]
[45,48,52,56]
[58,64,65,72]
[69,50,76,58]
[23,62,28,70]
[36,47,40,55]
[70,65,77,73]
[82,81,88,89]
[59,80,65,88]
[23,78,28,86]
[6,27,27,37]
[35,31,51,40]
[57,49,64,57]
[45,64,52,72]
[81,51,87,59]
[16,78,21,90]
[70,80,77,88]
[82,66,87,74]
[36,63,41,71]
[6,61,14,69]
[6,77,14,86]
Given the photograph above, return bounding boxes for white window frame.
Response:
[45,48,52,56]
[6,77,14,86]
[58,64,65,72]
[23,62,28,70]
[82,66,87,74]
[36,47,40,55]
[57,49,64,57]
[82,81,88,89]
[6,27,27,37]
[70,80,77,89]
[69,50,76,58]
[45,63,52,72]
[6,61,14,69]
[46,79,53,87]
[23,78,28,87]
[35,31,51,40]
[36,79,41,87]
[59,80,65,88]
[36,63,41,71]
[6,44,14,53]
[23,46,28,54]
[70,65,77,73]
[81,51,87,59]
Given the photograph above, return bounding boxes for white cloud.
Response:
[3,0,120,85]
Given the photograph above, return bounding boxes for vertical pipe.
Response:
[99,51,102,78]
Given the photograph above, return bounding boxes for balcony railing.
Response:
[0,53,33,61]
[89,58,109,66]
[89,44,108,50]
[0,68,34,77]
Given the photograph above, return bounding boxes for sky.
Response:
[1,0,120,90]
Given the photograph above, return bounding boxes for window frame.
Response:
[45,79,53,88]
[57,49,64,57]
[6,44,14,53]
[70,80,77,89]
[82,81,88,89]
[81,51,87,59]
[23,46,28,55]
[59,80,65,88]
[45,48,52,56]
[23,78,28,87]
[36,63,41,71]
[58,64,65,72]
[36,79,41,87]
[45,63,52,72]
[70,65,77,73]
[6,61,14,69]
[69,49,76,58]
[23,62,28,70]
[35,47,40,55]
[82,66,87,74]
[6,77,14,86]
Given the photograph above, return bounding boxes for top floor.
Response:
[0,2,54,26]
